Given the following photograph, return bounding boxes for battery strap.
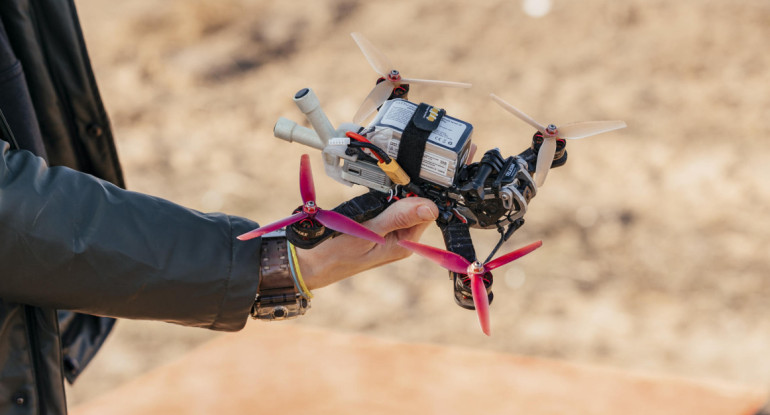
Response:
[396,103,445,182]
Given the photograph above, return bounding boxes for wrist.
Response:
[293,246,324,290]
[293,237,379,290]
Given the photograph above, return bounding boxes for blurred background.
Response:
[69,0,770,405]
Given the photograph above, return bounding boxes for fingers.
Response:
[365,197,438,235]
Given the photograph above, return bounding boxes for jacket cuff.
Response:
[209,216,261,331]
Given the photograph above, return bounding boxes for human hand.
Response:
[294,197,438,290]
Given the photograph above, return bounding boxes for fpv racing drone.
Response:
[240,33,626,335]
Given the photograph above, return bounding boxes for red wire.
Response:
[345,132,384,162]
[345,131,372,143]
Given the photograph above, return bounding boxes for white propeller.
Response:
[351,32,472,125]
[490,93,626,187]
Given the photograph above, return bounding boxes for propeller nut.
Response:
[468,262,485,275]
[303,201,318,214]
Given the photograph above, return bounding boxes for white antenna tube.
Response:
[273,117,325,150]
[292,88,335,146]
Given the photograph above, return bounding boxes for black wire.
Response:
[349,141,391,163]
[483,217,523,263]
[484,223,508,264]
[0,108,20,150]
[347,146,378,164]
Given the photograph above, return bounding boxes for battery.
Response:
[368,99,473,188]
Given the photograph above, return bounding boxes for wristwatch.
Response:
[251,230,310,320]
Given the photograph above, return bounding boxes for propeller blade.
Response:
[485,240,543,271]
[299,154,316,204]
[237,211,308,241]
[351,32,393,77]
[490,93,547,133]
[353,80,395,125]
[397,240,471,275]
[315,209,385,245]
[470,273,491,336]
[535,136,557,187]
[400,77,472,89]
[558,120,627,140]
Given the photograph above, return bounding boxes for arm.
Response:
[0,139,439,329]
[0,140,260,331]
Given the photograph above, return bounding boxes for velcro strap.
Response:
[396,103,445,182]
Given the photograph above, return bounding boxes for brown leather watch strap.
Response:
[258,237,295,292]
[251,231,309,320]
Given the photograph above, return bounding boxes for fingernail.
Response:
[417,205,436,221]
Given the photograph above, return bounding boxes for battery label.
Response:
[380,100,414,131]
[378,100,467,150]
[422,152,455,177]
[428,117,466,149]
[385,139,400,158]
[385,139,456,178]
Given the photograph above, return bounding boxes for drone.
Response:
[240,32,626,335]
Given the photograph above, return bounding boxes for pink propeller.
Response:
[238,155,385,245]
[490,93,626,187]
[351,32,472,125]
[398,240,543,336]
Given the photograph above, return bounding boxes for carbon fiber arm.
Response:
[286,190,391,249]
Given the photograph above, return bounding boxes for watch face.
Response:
[271,306,289,319]
[253,296,310,321]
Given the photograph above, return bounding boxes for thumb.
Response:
[366,197,438,235]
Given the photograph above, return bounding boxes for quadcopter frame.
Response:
[256,33,625,335]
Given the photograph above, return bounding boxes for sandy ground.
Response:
[67,0,770,406]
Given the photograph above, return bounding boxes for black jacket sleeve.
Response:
[0,140,261,331]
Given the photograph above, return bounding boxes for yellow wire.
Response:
[286,241,306,300]
[289,243,313,299]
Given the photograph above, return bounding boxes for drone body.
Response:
[250,32,626,335]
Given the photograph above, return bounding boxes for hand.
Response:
[294,197,438,290]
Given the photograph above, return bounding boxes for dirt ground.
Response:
[67,0,770,406]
